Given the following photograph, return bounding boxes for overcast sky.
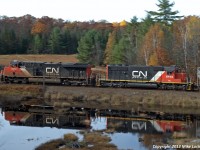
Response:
[0,0,200,22]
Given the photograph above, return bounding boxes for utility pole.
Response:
[43,66,46,97]
[197,67,200,87]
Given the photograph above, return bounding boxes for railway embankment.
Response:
[1,84,200,111]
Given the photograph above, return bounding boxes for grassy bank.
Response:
[44,86,200,109]
[1,84,200,112]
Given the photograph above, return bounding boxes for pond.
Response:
[0,105,200,150]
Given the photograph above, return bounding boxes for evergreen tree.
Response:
[77,30,96,63]
[60,29,73,54]
[147,0,182,25]
[1,29,18,54]
[48,27,62,54]
[138,14,154,38]
[93,31,105,65]
[112,37,127,64]
[77,29,106,65]
[19,38,29,54]
[32,34,43,54]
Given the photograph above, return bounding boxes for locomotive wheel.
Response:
[24,78,29,84]
[160,84,167,90]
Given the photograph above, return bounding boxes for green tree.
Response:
[31,34,43,54]
[60,29,73,54]
[48,27,62,54]
[77,29,106,65]
[94,30,107,65]
[77,30,96,64]
[147,0,182,25]
[1,29,18,54]
[112,37,127,64]
[18,38,29,54]
[138,14,154,38]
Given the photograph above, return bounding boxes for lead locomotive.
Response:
[1,60,92,85]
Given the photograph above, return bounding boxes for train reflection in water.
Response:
[2,104,197,135]
[3,105,91,129]
[106,117,186,134]
[2,105,200,150]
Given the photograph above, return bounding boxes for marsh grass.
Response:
[0,84,42,96]
[35,139,65,150]
[36,132,117,150]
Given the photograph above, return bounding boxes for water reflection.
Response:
[1,104,200,150]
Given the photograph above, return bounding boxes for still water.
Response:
[0,105,199,150]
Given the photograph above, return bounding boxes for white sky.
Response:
[0,0,199,22]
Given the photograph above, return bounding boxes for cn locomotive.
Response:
[99,65,194,90]
[0,60,93,85]
[0,60,198,91]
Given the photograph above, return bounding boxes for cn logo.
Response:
[132,121,147,130]
[132,71,147,79]
[46,117,59,125]
[46,67,59,74]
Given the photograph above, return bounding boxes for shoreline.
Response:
[0,84,200,112]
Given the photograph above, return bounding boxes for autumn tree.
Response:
[136,15,154,64]
[104,31,117,64]
[141,23,172,66]
[172,16,200,79]
[31,21,46,35]
[147,0,182,25]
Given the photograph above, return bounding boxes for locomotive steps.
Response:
[0,84,200,111]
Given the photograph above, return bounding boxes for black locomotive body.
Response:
[106,65,165,81]
[2,60,92,85]
[99,64,188,89]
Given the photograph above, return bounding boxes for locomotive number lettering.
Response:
[166,75,173,78]
[132,121,147,130]
[132,71,147,79]
[46,67,59,74]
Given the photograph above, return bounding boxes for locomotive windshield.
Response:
[10,60,23,67]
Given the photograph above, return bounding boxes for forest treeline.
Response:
[0,0,200,80]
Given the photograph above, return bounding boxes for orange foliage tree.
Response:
[141,23,172,66]
[31,21,47,35]
[172,16,200,80]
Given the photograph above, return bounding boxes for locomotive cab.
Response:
[10,60,23,68]
[1,60,31,83]
[174,67,187,83]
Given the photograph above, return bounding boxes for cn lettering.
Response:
[132,71,147,79]
[46,67,59,74]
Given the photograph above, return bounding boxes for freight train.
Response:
[0,60,198,91]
